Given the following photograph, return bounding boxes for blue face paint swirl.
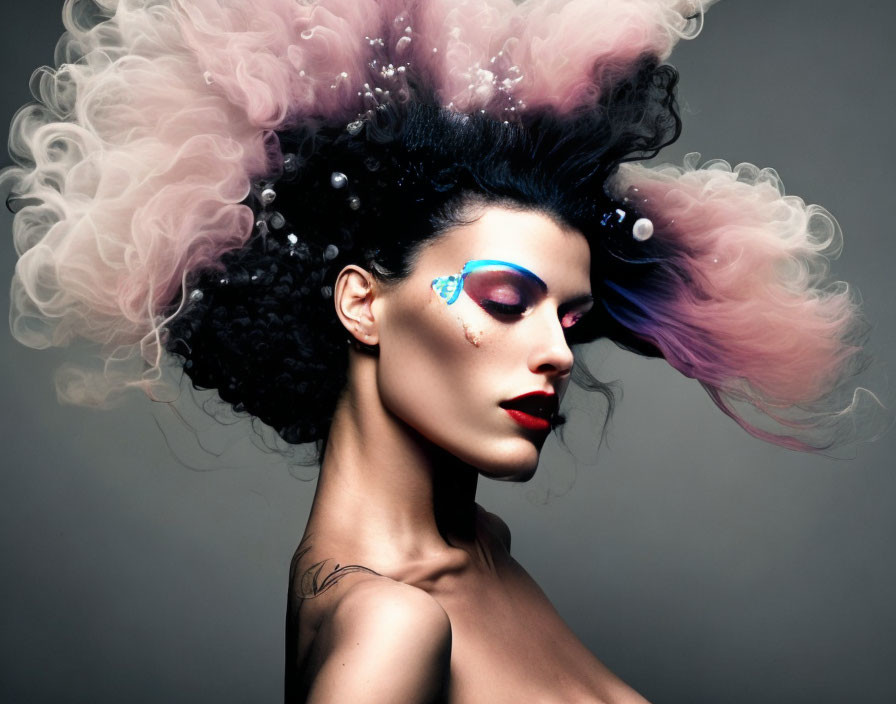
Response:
[431,259,546,305]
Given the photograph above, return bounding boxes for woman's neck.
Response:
[304,352,480,568]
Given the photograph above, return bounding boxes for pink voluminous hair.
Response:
[3,0,884,451]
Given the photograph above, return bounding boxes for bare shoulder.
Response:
[307,578,452,704]
[330,578,451,639]
[476,503,512,552]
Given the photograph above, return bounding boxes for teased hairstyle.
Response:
[163,60,681,452]
[3,0,876,457]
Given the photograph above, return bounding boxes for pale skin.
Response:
[285,205,651,703]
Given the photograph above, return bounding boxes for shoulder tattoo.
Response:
[290,534,382,600]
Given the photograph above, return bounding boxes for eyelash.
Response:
[481,300,527,316]
[480,300,589,331]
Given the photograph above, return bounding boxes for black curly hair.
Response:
[163,57,682,462]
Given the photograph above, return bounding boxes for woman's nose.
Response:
[527,309,574,377]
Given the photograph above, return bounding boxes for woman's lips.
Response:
[500,392,557,432]
[503,408,551,431]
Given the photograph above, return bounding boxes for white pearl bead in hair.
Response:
[632,217,654,242]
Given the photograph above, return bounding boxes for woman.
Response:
[2,1,889,702]
[283,201,628,702]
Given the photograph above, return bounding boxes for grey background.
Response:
[2,1,894,702]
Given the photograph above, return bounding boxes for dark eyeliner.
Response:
[481,300,527,316]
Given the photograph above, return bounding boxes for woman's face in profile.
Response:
[374,205,593,479]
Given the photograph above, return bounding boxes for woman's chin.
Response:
[484,463,538,483]
[419,423,547,482]
[467,439,543,482]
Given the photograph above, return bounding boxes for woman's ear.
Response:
[334,265,379,347]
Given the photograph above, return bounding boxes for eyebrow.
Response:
[560,293,595,310]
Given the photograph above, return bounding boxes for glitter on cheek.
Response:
[460,319,483,347]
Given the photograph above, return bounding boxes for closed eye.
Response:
[463,269,537,320]
[559,295,594,330]
[480,300,528,317]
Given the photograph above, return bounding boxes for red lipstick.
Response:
[500,391,557,432]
